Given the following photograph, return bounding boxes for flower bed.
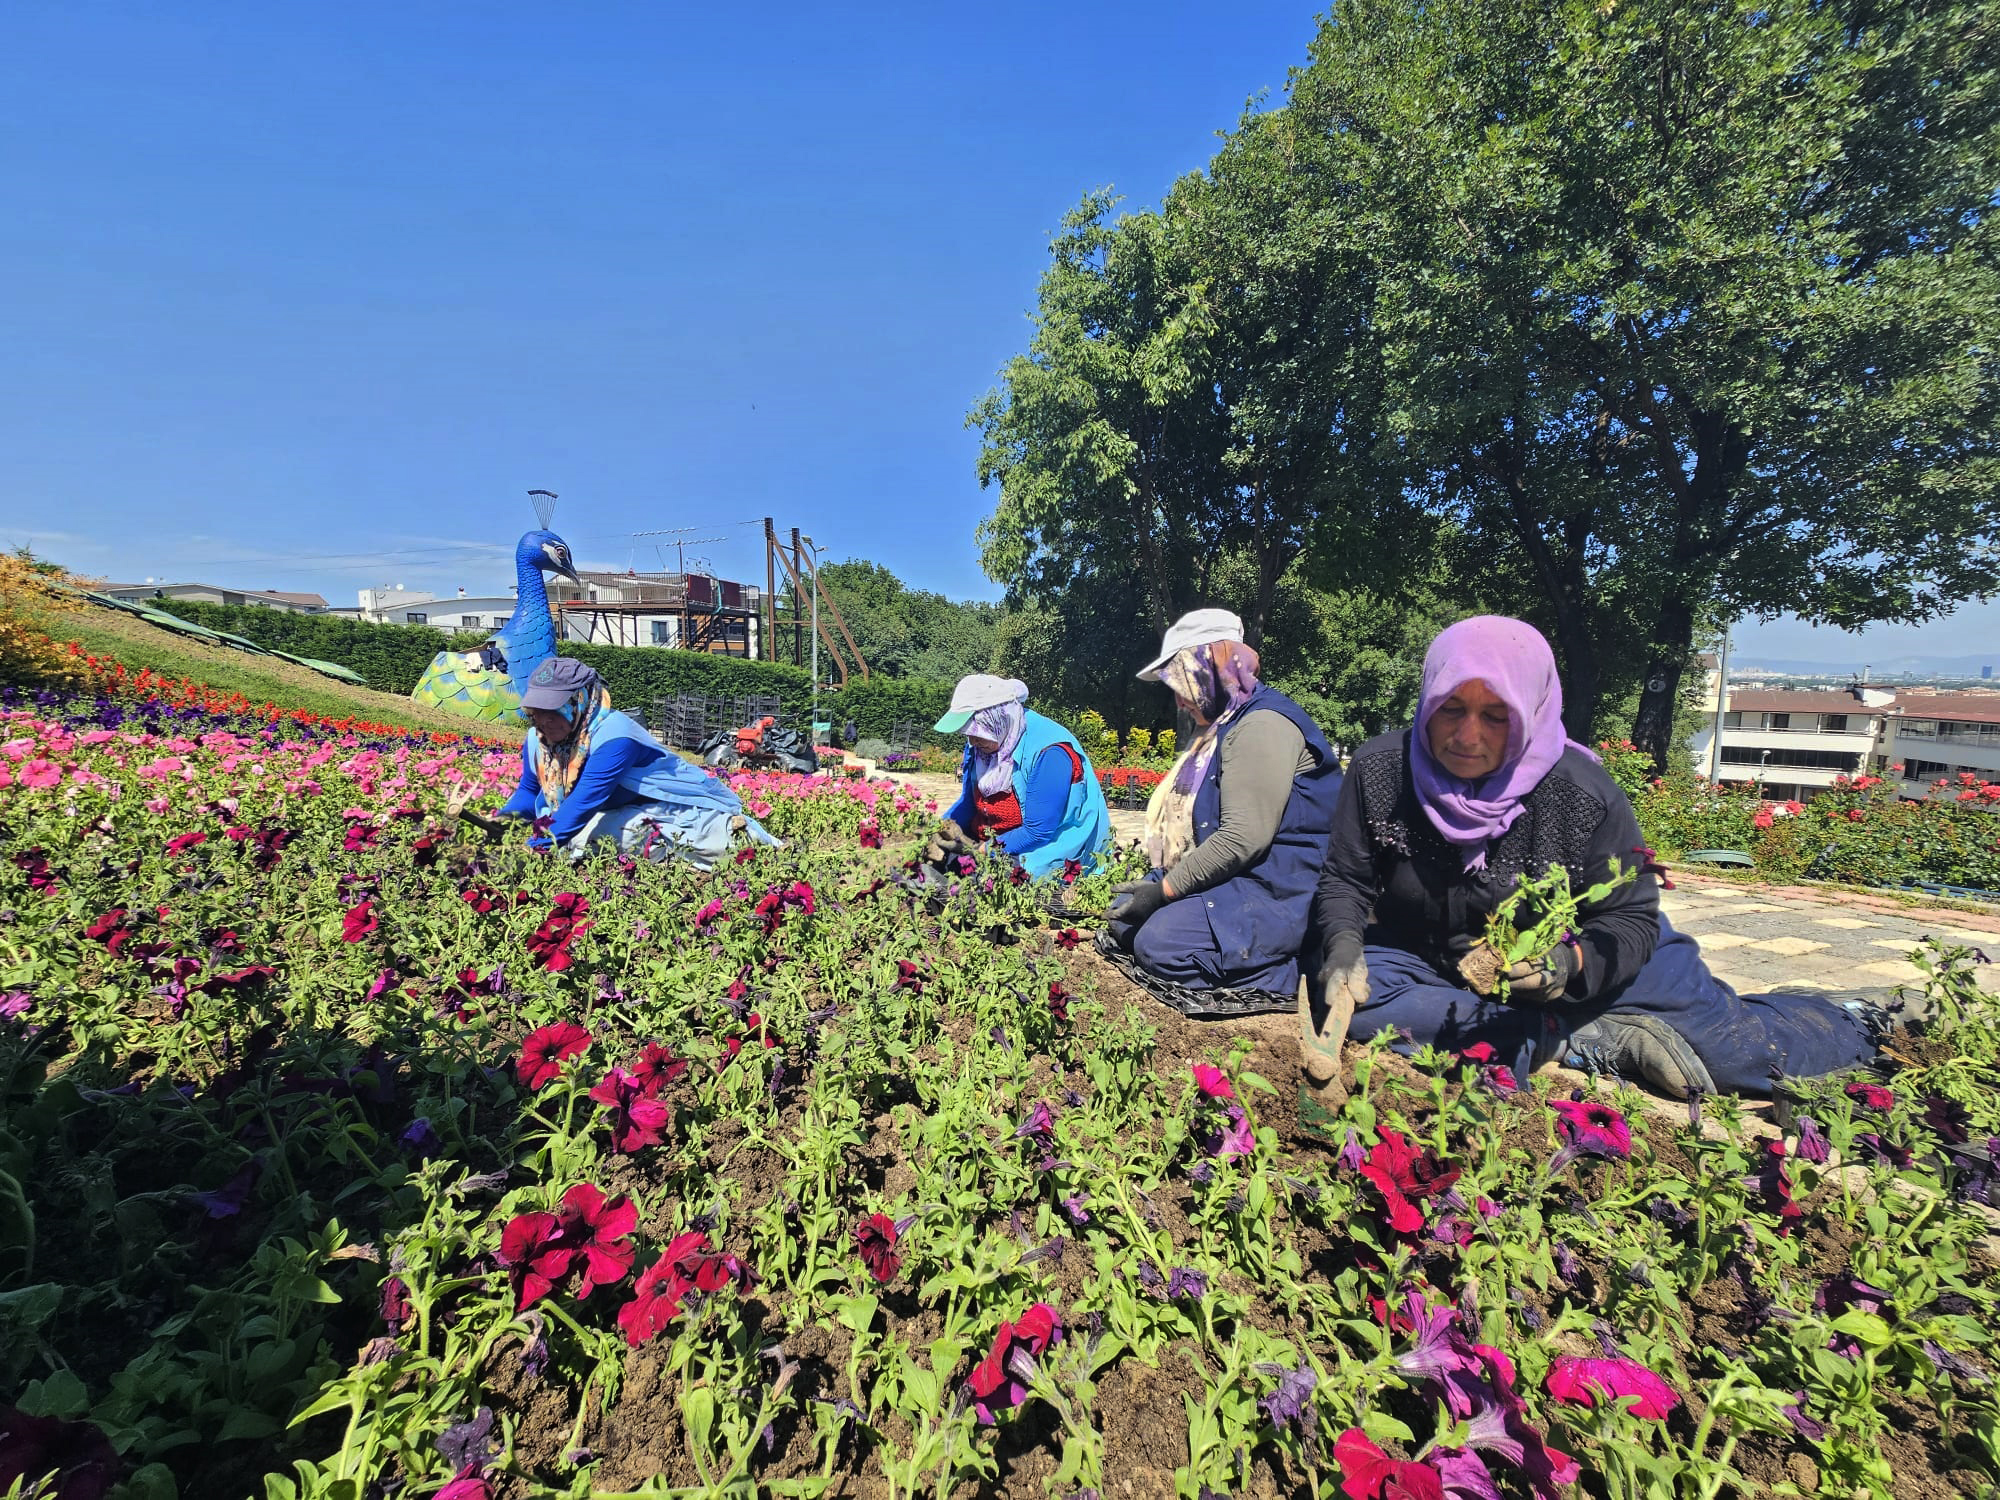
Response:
[0,689,1997,1496]
[1633,766,2000,892]
[1096,765,1166,809]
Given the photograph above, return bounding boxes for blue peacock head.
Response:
[516,529,581,583]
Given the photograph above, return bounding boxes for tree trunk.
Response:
[1548,602,1600,746]
[1630,591,1697,773]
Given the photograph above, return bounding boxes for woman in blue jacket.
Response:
[929,675,1111,880]
[471,657,777,866]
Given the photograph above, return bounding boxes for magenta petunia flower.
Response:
[517,1022,592,1091]
[555,1182,637,1297]
[1192,1063,1235,1101]
[341,901,378,943]
[588,1068,670,1153]
[1544,1355,1679,1420]
[855,1213,901,1282]
[966,1303,1061,1423]
[1548,1098,1632,1167]
[1845,1080,1896,1111]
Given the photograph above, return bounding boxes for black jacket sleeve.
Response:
[1565,764,1662,1002]
[1312,759,1379,946]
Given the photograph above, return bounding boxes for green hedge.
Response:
[145,599,958,743]
[152,600,484,695]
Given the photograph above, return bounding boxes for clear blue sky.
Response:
[5,1,1991,662]
[3,1,1321,604]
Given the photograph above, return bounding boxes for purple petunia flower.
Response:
[1781,1394,1826,1441]
[1165,1267,1208,1301]
[1339,1128,1366,1172]
[1015,1101,1054,1142]
[1062,1193,1090,1226]
[1795,1116,1831,1165]
[438,1407,498,1471]
[1253,1363,1317,1436]
[1552,1241,1580,1284]
[192,1158,262,1219]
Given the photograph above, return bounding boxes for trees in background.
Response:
[974,0,2000,767]
[813,559,1003,683]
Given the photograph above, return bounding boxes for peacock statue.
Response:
[410,526,581,725]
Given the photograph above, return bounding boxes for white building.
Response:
[1698,687,1896,803]
[357,587,520,632]
[103,582,327,613]
[548,570,763,657]
[1879,696,2000,797]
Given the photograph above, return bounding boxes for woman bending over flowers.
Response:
[1305,616,1884,1104]
[462,657,776,867]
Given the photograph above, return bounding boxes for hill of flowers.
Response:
[2,687,1999,1498]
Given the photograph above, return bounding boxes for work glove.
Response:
[923,819,973,864]
[1504,940,1580,1003]
[1302,931,1368,1108]
[1106,878,1169,929]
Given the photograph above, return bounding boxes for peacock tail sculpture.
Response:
[410,528,581,724]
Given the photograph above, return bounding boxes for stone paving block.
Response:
[1745,936,1831,956]
[1811,917,1877,930]
[1859,959,1925,983]
[1869,938,1918,952]
[1692,932,1755,951]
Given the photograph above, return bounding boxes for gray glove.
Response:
[1107,878,1169,927]
[923,818,973,864]
[1505,940,1580,1002]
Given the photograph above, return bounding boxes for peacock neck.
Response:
[507,555,556,659]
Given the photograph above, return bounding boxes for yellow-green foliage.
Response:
[0,552,93,689]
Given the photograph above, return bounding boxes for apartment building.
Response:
[1702,687,1897,803]
[103,582,327,613]
[1879,696,2000,797]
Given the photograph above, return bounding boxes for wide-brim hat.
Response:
[1136,608,1245,680]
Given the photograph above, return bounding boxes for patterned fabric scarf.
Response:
[967,698,1028,797]
[1143,641,1262,872]
[535,682,614,815]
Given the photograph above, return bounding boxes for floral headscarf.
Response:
[1144,640,1262,870]
[967,697,1029,797]
[534,671,614,814]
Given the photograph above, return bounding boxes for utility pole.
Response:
[1708,618,1731,784]
[763,518,777,664]
[802,536,820,752]
[789,526,804,667]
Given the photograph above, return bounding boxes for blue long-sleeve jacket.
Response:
[499,735,663,844]
[945,744,1078,857]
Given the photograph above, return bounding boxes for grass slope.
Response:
[53,605,526,742]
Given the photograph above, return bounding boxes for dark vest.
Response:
[1189,685,1342,972]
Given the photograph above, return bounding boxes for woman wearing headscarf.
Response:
[470,657,777,866]
[930,674,1111,879]
[1106,610,1343,996]
[1305,616,1881,1102]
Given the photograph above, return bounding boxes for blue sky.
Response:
[3,1,1991,663]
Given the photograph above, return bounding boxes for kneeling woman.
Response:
[480,657,776,866]
[1106,610,1342,995]
[1306,615,1878,1099]
[930,675,1111,879]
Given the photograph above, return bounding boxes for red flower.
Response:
[555,1182,637,1297]
[967,1302,1061,1422]
[517,1022,592,1090]
[1357,1128,1460,1237]
[341,901,378,943]
[1456,1042,1496,1064]
[854,1213,902,1282]
[166,831,208,855]
[632,1042,689,1096]
[526,893,591,971]
[497,1210,571,1311]
[588,1067,671,1153]
[436,1467,490,1500]
[85,908,135,956]
[1333,1428,1444,1500]
[1055,928,1083,951]
[343,820,379,852]
[197,964,276,995]
[894,960,924,993]
[1545,1356,1680,1420]
[462,882,502,915]
[1047,981,1071,1023]
[858,818,882,849]
[1754,1138,1803,1234]
[1846,1080,1896,1111]
[11,850,58,892]
[379,1274,412,1331]
[616,1231,751,1347]
[1060,859,1082,885]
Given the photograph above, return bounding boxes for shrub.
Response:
[0,552,92,690]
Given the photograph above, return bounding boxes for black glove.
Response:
[1107,878,1169,928]
[1505,940,1580,1002]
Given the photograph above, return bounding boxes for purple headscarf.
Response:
[1408,616,1597,871]
[967,698,1028,797]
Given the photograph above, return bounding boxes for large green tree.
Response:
[810,559,1002,682]
[1290,0,2000,763]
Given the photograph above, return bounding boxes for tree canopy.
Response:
[973,0,2000,764]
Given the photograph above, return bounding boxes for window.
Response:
[1821,714,1848,733]
[460,615,482,628]
[651,620,674,645]
[405,612,428,624]
[1719,746,1861,771]
[1905,759,1949,780]
[1722,711,1743,729]
[1769,713,1791,729]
